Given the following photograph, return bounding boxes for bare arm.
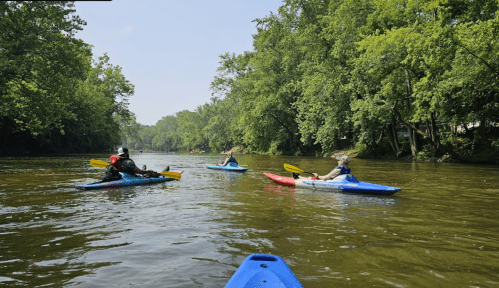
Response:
[315,168,340,180]
[220,157,229,166]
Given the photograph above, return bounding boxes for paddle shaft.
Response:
[300,171,315,176]
[283,163,316,176]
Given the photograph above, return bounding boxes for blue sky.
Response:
[74,0,283,126]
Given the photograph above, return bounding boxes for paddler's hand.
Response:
[312,173,320,180]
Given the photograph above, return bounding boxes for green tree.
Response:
[151,115,181,151]
[60,53,135,152]
[176,109,209,151]
[294,0,366,153]
[438,1,499,152]
[0,1,89,136]
[235,10,304,154]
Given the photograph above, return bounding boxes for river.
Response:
[1,153,498,287]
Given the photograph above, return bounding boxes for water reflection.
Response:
[104,189,137,202]
[262,184,298,210]
[213,171,246,182]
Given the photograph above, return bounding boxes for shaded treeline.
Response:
[2,1,498,160]
[125,0,499,160]
[0,1,135,155]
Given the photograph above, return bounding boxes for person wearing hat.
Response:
[295,155,351,180]
[108,147,165,178]
[219,152,238,166]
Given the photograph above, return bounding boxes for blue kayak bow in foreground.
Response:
[225,254,303,288]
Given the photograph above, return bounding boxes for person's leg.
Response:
[103,166,122,182]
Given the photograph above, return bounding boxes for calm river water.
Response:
[0,153,498,287]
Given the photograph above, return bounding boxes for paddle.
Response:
[89,159,181,180]
[283,164,315,176]
[90,159,110,168]
[157,171,182,180]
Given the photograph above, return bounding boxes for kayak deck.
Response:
[225,254,303,288]
[264,172,401,195]
[75,171,182,190]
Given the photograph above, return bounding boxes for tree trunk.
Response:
[426,112,440,155]
[408,123,420,157]
[405,70,420,157]
[269,113,296,150]
[386,126,397,154]
[391,115,401,152]
[386,117,401,156]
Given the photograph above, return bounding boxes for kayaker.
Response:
[219,152,238,166]
[105,147,164,179]
[295,155,351,180]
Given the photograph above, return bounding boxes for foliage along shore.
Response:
[121,0,499,164]
[235,140,498,164]
[1,2,136,156]
[328,145,499,165]
[1,1,499,164]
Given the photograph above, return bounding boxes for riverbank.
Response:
[111,143,499,165]
[218,144,498,165]
[326,147,499,164]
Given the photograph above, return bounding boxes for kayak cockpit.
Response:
[327,174,359,183]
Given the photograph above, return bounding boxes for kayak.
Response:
[207,162,248,172]
[75,171,182,190]
[264,172,401,195]
[225,254,303,288]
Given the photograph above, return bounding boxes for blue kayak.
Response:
[225,254,303,288]
[264,173,401,195]
[75,172,178,190]
[207,162,248,172]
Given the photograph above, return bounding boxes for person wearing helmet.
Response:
[219,152,238,166]
[294,155,351,180]
[109,147,163,177]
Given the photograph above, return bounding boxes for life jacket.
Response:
[227,157,237,163]
[110,155,125,170]
[110,156,136,174]
[331,165,351,175]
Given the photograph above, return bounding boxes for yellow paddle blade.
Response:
[284,164,303,173]
[159,171,182,180]
[90,159,110,168]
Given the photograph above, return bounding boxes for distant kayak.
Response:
[207,162,248,172]
[75,171,183,190]
[264,172,401,195]
[225,254,303,288]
